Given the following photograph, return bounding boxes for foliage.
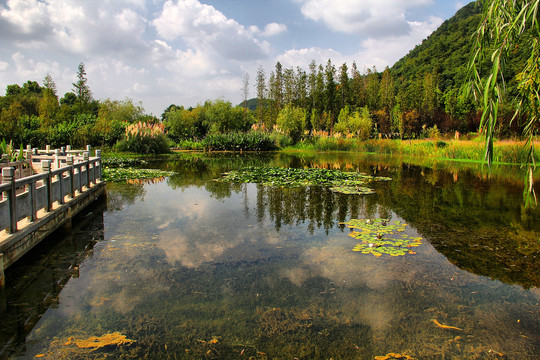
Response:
[115,122,169,154]
[276,105,307,142]
[469,0,540,205]
[201,131,278,151]
[204,99,253,135]
[217,166,391,188]
[102,167,175,182]
[102,157,147,168]
[0,139,25,162]
[163,105,207,141]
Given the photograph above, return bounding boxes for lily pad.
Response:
[217,166,391,190]
[329,185,375,195]
[103,167,175,182]
[343,218,422,257]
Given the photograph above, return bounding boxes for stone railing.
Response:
[0,149,102,234]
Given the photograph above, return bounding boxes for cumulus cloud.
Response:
[0,0,52,40]
[153,0,269,61]
[261,22,287,37]
[296,0,433,37]
[0,0,149,56]
[275,14,442,72]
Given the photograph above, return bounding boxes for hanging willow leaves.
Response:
[469,0,539,206]
[342,218,422,257]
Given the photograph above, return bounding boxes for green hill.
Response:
[391,1,529,96]
[391,2,482,92]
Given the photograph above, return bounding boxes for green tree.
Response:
[72,62,93,112]
[256,65,268,126]
[204,99,253,134]
[338,63,350,109]
[276,104,307,142]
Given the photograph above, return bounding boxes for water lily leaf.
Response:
[343,218,423,257]
[217,166,391,189]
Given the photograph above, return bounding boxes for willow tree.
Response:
[470,0,539,204]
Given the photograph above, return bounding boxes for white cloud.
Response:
[0,62,9,72]
[153,0,269,61]
[261,22,287,37]
[274,14,442,73]
[0,0,150,57]
[0,0,52,39]
[296,0,433,37]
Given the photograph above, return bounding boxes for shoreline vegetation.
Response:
[171,136,540,167]
[102,137,540,187]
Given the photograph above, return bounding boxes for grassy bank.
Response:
[285,138,540,165]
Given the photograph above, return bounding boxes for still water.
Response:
[1,152,539,359]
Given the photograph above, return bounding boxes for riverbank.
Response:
[284,138,540,166]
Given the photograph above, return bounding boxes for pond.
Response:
[1,152,539,359]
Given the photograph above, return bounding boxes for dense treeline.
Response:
[0,62,161,152]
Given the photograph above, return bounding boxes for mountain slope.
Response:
[391,1,483,93]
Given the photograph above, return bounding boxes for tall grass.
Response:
[288,137,540,165]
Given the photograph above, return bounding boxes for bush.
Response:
[269,131,292,148]
[276,105,307,142]
[115,122,170,154]
[201,131,278,151]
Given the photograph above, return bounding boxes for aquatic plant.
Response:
[103,167,175,182]
[102,156,147,168]
[342,218,422,256]
[217,166,391,190]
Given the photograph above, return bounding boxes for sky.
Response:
[0,0,472,116]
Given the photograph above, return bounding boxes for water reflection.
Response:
[0,201,106,359]
[2,152,539,359]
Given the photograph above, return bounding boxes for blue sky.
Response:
[0,0,472,115]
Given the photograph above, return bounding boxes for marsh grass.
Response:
[288,138,540,165]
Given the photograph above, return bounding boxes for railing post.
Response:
[42,160,52,212]
[2,167,17,234]
[95,149,102,181]
[83,152,90,189]
[0,253,4,288]
[54,149,60,169]
[67,155,75,199]
[45,145,51,153]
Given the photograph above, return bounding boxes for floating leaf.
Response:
[343,218,422,257]
[329,185,375,195]
[65,332,136,350]
[103,167,175,182]
[375,353,417,360]
[217,166,390,189]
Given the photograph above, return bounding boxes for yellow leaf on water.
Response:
[75,332,136,350]
[432,319,462,331]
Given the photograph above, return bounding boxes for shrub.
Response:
[115,121,169,154]
[276,105,307,142]
[201,131,278,151]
